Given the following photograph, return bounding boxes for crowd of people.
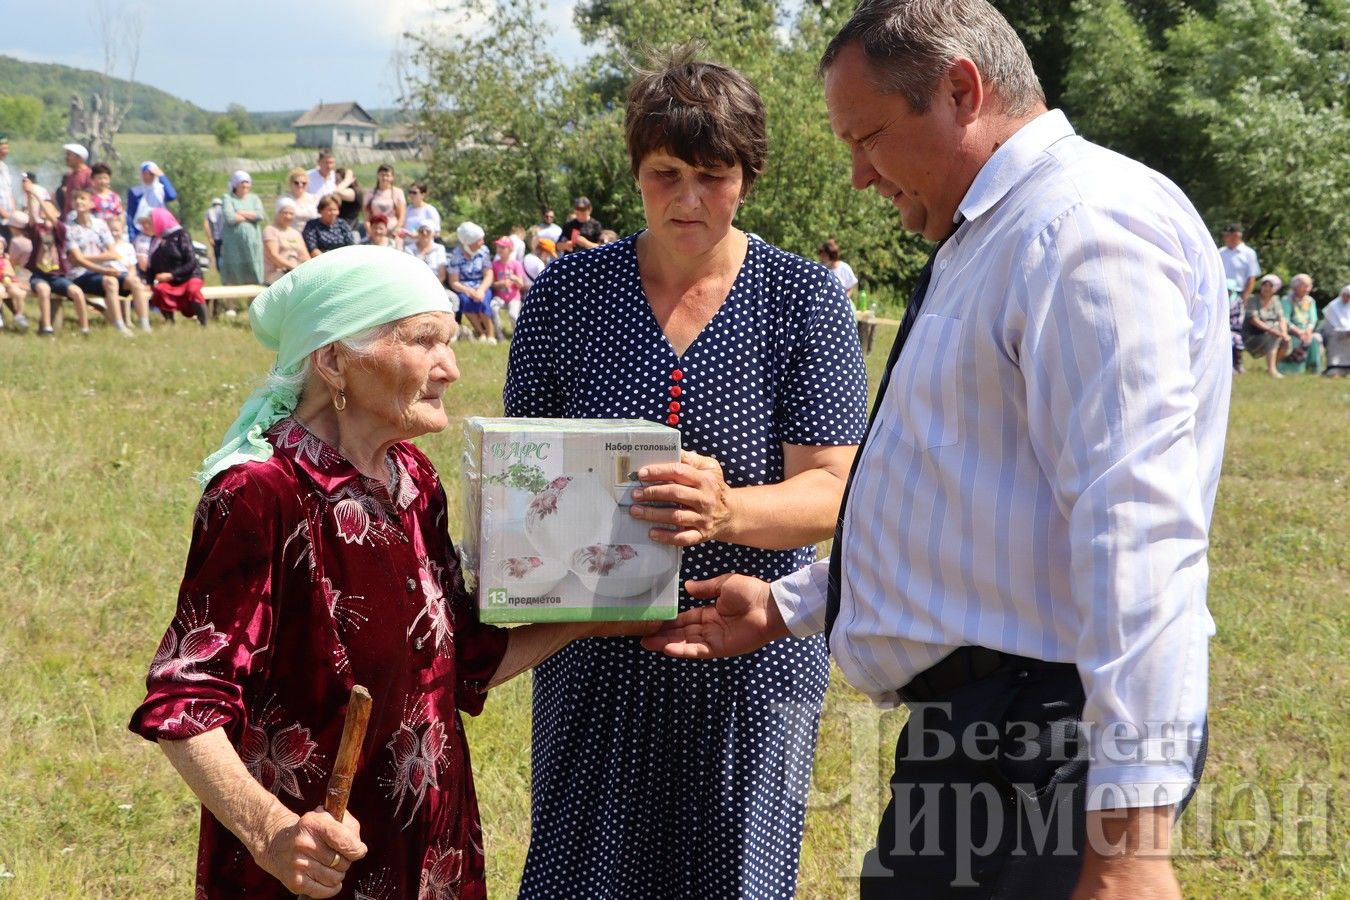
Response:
[0,140,628,342]
[1221,223,1349,377]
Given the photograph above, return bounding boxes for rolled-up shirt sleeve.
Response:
[772,559,829,638]
[1018,204,1212,810]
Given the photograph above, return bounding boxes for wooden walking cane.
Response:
[325,685,372,821]
[297,685,372,898]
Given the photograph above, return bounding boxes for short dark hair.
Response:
[625,45,767,193]
[317,194,340,212]
[1222,223,1243,234]
[408,182,428,195]
[318,149,334,159]
[90,162,112,177]
[821,0,1044,115]
[377,164,394,176]
[818,238,842,262]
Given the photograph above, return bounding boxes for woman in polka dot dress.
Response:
[504,49,867,899]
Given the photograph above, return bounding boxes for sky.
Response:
[2,0,590,112]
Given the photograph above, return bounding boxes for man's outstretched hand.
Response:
[641,573,790,659]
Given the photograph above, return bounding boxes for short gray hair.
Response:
[262,322,397,402]
[820,0,1045,116]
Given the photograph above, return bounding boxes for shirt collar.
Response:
[957,109,1075,224]
[268,417,419,511]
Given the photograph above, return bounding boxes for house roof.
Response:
[292,102,379,129]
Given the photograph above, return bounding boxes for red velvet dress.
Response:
[130,418,508,899]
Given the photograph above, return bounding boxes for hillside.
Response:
[0,55,214,134]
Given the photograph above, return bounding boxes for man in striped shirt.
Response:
[645,1,1229,897]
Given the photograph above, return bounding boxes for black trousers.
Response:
[859,649,1207,899]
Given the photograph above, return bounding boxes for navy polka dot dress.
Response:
[503,233,867,899]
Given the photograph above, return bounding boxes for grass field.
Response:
[0,314,1345,897]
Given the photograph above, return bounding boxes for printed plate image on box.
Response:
[461,418,682,623]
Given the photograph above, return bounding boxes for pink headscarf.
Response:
[150,208,181,238]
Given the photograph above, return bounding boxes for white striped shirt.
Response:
[774,111,1230,810]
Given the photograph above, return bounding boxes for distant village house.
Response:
[292,102,378,150]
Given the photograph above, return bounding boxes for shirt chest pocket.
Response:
[882,313,965,451]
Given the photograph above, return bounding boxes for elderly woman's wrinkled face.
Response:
[344,313,459,439]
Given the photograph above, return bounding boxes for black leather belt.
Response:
[896,646,1076,704]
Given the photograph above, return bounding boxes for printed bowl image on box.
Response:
[462,418,682,623]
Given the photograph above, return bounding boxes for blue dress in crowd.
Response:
[503,233,868,899]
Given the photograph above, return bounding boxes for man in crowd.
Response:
[645,1,1228,897]
[59,143,93,216]
[22,174,90,336]
[537,207,562,243]
[204,197,225,270]
[558,196,602,253]
[0,135,17,242]
[126,161,177,240]
[307,149,335,196]
[66,188,151,335]
[1219,223,1260,305]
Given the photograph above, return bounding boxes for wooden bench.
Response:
[201,284,266,304]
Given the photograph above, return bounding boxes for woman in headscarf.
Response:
[446,221,495,343]
[262,197,310,285]
[130,246,651,898]
[220,170,265,286]
[146,208,208,326]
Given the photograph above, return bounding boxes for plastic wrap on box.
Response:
[461,418,682,623]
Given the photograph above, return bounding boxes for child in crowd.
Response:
[492,235,526,329]
[0,235,29,330]
[107,215,152,331]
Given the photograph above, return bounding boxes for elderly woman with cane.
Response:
[130,246,650,899]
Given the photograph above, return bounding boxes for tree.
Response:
[212,116,240,148]
[225,103,252,135]
[154,141,215,240]
[0,95,43,138]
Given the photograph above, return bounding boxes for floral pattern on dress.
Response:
[383,698,449,829]
[355,868,397,900]
[418,841,465,900]
[271,419,343,469]
[242,698,326,801]
[160,701,231,738]
[148,596,230,684]
[408,558,454,658]
[193,485,235,530]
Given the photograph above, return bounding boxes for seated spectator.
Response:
[262,198,310,285]
[302,195,355,256]
[58,143,92,217]
[22,175,88,336]
[1321,285,1350,335]
[333,168,363,233]
[558,196,602,253]
[65,189,140,336]
[0,235,29,330]
[401,183,440,250]
[1279,274,1323,375]
[521,228,556,294]
[126,162,177,240]
[203,197,225,271]
[364,165,406,236]
[89,163,124,224]
[106,215,151,331]
[221,171,264,287]
[284,167,320,232]
[132,209,155,282]
[1321,285,1350,376]
[364,213,399,249]
[448,221,495,342]
[1242,274,1290,378]
[145,209,207,326]
[492,235,526,325]
[405,222,447,283]
[817,238,859,301]
[509,224,526,261]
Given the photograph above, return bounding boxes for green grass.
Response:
[0,312,1345,897]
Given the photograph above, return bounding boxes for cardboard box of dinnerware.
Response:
[461,418,682,623]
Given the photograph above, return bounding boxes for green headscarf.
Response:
[196,244,453,487]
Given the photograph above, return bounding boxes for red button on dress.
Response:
[669,401,681,413]
[667,414,680,425]
[671,369,684,382]
[670,386,683,398]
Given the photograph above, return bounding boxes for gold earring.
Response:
[333,390,347,411]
